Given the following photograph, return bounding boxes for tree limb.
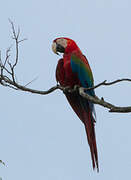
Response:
[79,87,131,113]
[0,21,131,113]
[0,74,131,113]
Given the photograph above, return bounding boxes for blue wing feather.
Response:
[71,54,95,96]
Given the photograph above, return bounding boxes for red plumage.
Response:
[55,38,99,171]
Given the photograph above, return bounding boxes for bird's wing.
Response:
[71,53,95,96]
[70,53,98,171]
[56,58,65,85]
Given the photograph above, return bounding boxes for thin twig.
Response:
[18,38,27,43]
[24,76,38,87]
[86,79,131,91]
[0,160,5,166]
[9,20,19,69]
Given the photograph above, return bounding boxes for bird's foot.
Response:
[73,85,80,91]
[63,86,71,94]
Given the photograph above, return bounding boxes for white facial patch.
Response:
[52,42,57,54]
[56,39,67,49]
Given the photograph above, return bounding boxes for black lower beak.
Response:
[56,44,65,53]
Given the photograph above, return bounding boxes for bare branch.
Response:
[9,19,19,70]
[0,21,131,114]
[0,75,58,94]
[18,38,27,43]
[0,72,131,113]
[79,87,131,113]
[86,79,131,91]
[0,160,5,166]
[6,20,27,84]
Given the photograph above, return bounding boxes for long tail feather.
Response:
[84,111,99,171]
[65,92,99,171]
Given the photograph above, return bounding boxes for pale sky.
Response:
[0,0,131,180]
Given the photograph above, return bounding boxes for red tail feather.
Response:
[84,110,99,172]
[65,93,99,171]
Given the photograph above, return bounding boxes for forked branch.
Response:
[0,21,131,113]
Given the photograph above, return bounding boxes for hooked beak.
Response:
[52,42,59,55]
[52,42,65,55]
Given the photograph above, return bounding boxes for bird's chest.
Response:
[63,58,80,87]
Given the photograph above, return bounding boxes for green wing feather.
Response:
[71,53,95,96]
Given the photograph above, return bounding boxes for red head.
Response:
[52,37,81,55]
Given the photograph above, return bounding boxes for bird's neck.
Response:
[63,48,82,61]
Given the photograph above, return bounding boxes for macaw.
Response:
[52,37,99,172]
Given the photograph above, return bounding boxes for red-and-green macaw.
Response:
[52,37,99,172]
